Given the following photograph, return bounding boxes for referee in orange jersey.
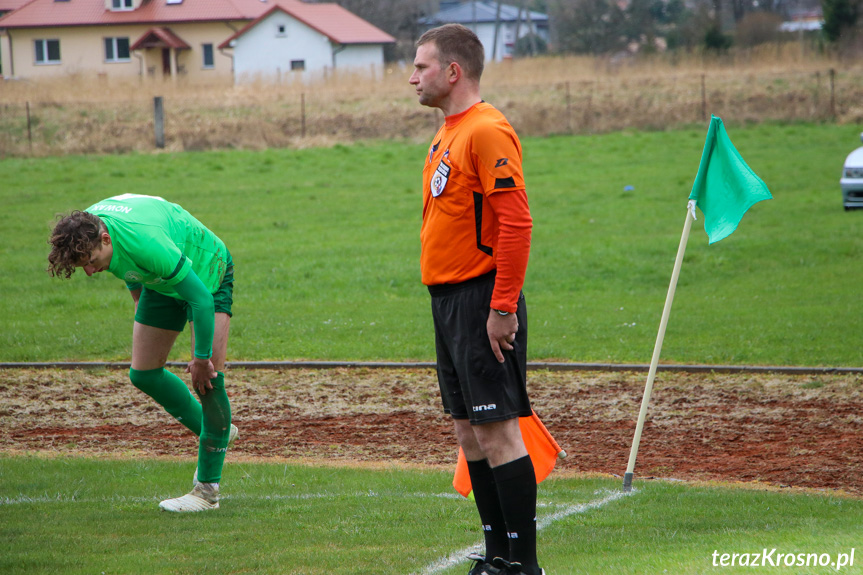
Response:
[410,24,544,575]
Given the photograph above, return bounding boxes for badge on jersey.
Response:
[431,160,450,198]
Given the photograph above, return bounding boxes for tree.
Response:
[821,0,860,42]
[622,0,660,51]
[661,0,713,50]
[549,0,627,54]
[704,22,734,50]
[514,33,548,56]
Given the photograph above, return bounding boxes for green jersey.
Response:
[86,194,228,298]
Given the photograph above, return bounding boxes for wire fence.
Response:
[1,67,860,157]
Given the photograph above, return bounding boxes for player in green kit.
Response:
[48,194,238,512]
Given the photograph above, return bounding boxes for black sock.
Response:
[466,458,510,562]
[492,455,540,574]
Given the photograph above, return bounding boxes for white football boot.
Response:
[159,482,219,512]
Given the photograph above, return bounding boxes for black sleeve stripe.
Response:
[164,255,187,280]
[473,192,493,257]
[494,176,516,189]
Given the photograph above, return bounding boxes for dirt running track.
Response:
[1,368,861,495]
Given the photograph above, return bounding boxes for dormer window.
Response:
[111,0,133,11]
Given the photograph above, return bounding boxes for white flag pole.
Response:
[623,201,696,492]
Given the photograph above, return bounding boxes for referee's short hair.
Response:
[417,23,484,82]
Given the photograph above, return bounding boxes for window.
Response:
[34,39,61,64]
[290,59,305,71]
[202,43,214,69]
[110,0,133,10]
[104,37,130,62]
[277,24,286,37]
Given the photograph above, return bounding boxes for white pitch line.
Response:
[414,489,634,575]
[0,490,465,506]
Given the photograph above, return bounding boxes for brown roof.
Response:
[0,0,30,14]
[0,0,30,12]
[220,1,395,48]
[130,26,190,50]
[0,0,32,12]
[0,0,395,46]
[1,0,244,26]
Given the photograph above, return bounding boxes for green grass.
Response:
[1,456,861,574]
[2,122,862,366]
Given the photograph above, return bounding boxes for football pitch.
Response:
[3,122,863,366]
[2,122,862,573]
[2,456,861,575]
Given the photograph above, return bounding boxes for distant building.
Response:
[0,0,394,83]
[220,3,394,84]
[779,10,824,32]
[419,1,549,62]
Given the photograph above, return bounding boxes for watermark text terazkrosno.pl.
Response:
[712,549,855,570]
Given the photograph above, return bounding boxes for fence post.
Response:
[829,68,835,119]
[701,74,707,122]
[565,81,572,134]
[26,102,32,153]
[154,96,165,149]
[301,92,306,138]
[814,71,821,117]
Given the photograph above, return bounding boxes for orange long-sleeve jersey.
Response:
[420,102,532,313]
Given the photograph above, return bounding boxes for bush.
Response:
[704,23,734,51]
[515,33,549,56]
[735,11,784,47]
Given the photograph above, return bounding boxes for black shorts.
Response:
[429,271,531,425]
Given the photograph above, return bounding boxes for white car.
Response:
[841,132,863,210]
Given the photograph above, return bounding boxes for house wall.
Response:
[151,22,241,81]
[231,11,333,83]
[471,22,504,61]
[0,21,241,81]
[333,44,384,73]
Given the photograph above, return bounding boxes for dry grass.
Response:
[1,43,861,156]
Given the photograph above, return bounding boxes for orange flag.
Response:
[453,410,566,497]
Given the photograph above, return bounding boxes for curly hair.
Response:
[47,211,104,279]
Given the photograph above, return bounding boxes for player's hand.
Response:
[187,357,217,395]
[487,310,518,364]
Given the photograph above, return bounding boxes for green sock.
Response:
[195,371,232,484]
[129,367,202,436]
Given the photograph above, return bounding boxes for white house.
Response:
[219,3,395,84]
[419,1,549,62]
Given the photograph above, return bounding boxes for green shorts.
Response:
[134,255,234,333]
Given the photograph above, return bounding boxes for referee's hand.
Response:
[487,311,518,363]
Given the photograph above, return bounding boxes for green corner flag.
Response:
[689,115,772,244]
